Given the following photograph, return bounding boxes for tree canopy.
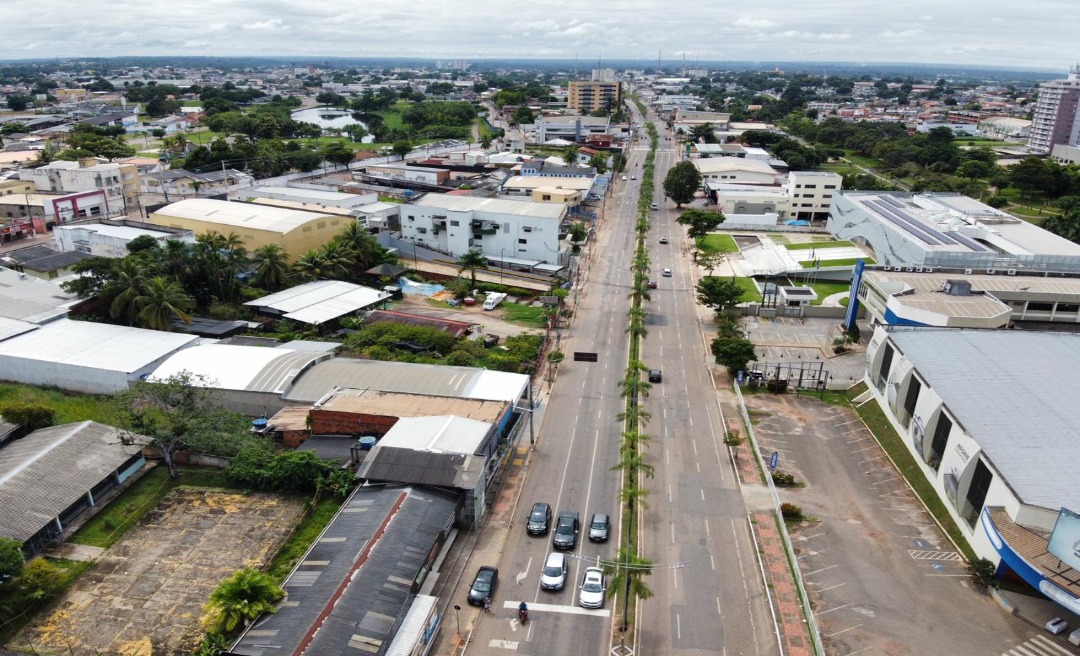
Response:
[663,161,702,208]
[676,209,725,239]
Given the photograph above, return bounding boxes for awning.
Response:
[533,263,565,273]
[487,254,542,267]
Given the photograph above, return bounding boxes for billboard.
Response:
[1047,507,1080,573]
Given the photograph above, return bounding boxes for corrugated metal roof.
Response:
[358,447,483,489]
[0,421,143,542]
[384,595,437,656]
[318,388,507,424]
[0,317,37,342]
[0,266,78,324]
[888,329,1080,510]
[0,318,197,373]
[246,281,389,325]
[150,198,336,234]
[150,344,327,393]
[409,193,567,218]
[379,415,491,455]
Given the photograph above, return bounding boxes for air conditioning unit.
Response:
[986,269,996,275]
[915,267,924,273]
[883,266,892,271]
[924,267,934,273]
[1007,269,1017,276]
[905,267,915,272]
[964,268,973,275]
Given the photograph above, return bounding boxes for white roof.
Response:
[887,329,1080,510]
[249,186,372,204]
[0,267,78,323]
[694,158,779,175]
[0,317,38,341]
[149,344,325,392]
[52,223,178,241]
[245,280,390,325]
[379,415,491,454]
[0,319,197,373]
[503,177,594,192]
[409,194,566,218]
[150,199,335,234]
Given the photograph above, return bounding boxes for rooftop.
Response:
[693,158,779,175]
[318,388,507,424]
[244,280,390,325]
[150,198,337,234]
[0,318,197,372]
[52,222,183,242]
[886,328,1080,511]
[249,186,371,203]
[502,176,594,192]
[409,193,567,218]
[0,266,78,323]
[376,414,492,455]
[149,344,328,393]
[0,421,143,543]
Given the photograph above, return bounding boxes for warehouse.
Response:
[0,319,198,394]
[866,327,1080,615]
[148,198,348,257]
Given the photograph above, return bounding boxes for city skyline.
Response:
[0,0,1076,71]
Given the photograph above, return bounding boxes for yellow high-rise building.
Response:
[567,81,621,113]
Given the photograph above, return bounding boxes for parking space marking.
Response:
[825,624,863,638]
[908,550,963,561]
[803,564,838,577]
[817,602,851,615]
[817,582,848,593]
[849,445,881,454]
[794,532,828,541]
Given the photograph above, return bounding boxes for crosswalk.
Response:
[1001,634,1076,655]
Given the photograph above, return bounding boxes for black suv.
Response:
[527,502,552,535]
[552,511,580,550]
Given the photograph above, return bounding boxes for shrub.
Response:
[446,350,476,366]
[765,379,788,393]
[0,538,25,582]
[0,401,55,430]
[780,502,804,520]
[771,471,798,487]
[20,558,66,601]
[967,557,998,589]
[723,430,743,446]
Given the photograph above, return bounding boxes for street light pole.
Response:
[500,248,505,283]
[453,604,461,640]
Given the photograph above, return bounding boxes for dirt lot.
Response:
[392,293,543,338]
[12,489,305,656]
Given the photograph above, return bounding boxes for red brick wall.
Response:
[310,410,399,437]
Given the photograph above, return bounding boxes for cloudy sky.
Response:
[1,0,1075,71]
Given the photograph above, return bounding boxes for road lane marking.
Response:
[501,600,610,617]
[691,439,698,457]
[671,522,676,544]
[700,488,705,501]
[711,554,716,570]
[488,639,520,649]
[515,557,532,585]
[704,519,710,538]
[676,612,682,639]
[668,483,673,503]
[716,596,722,617]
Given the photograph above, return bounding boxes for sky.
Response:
[1,0,1076,71]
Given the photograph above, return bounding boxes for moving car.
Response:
[540,552,568,590]
[467,566,498,606]
[1046,617,1069,635]
[579,567,606,609]
[659,236,669,244]
[662,268,672,277]
[552,511,580,550]
[621,175,628,181]
[648,369,662,383]
[527,502,552,535]
[647,280,657,289]
[650,202,659,211]
[631,175,637,180]
[588,513,610,542]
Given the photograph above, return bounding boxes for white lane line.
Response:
[704,520,710,538]
[802,564,838,577]
[711,553,716,571]
[700,488,705,501]
[818,603,852,615]
[500,600,611,617]
[668,483,673,503]
[825,624,862,638]
[676,613,682,639]
[489,639,520,649]
[515,557,533,585]
[716,596,722,617]
[671,522,676,544]
[817,582,848,593]
[696,461,701,472]
[673,566,679,590]
[691,439,698,457]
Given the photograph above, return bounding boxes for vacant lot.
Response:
[12,489,305,656]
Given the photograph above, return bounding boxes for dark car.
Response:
[552,511,580,550]
[588,513,610,542]
[467,566,498,605]
[527,502,552,535]
[647,280,658,289]
[648,369,662,383]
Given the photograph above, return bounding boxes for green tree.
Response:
[455,249,489,289]
[6,95,30,111]
[676,208,725,239]
[336,221,387,273]
[392,140,413,160]
[663,161,702,208]
[510,106,535,126]
[106,259,148,325]
[250,243,290,291]
[696,277,745,315]
[1009,157,1050,199]
[342,123,368,143]
[321,141,355,166]
[0,401,55,431]
[201,568,284,635]
[0,538,25,582]
[135,276,194,331]
[711,334,758,374]
[604,547,654,605]
[689,122,718,144]
[587,153,609,174]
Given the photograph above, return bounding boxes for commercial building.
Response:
[140,168,252,199]
[245,185,377,209]
[567,80,621,113]
[0,190,113,233]
[0,421,147,555]
[148,198,348,257]
[0,244,91,280]
[52,219,194,257]
[786,171,841,220]
[1051,143,1080,165]
[501,175,593,205]
[534,115,611,144]
[865,327,1080,615]
[977,116,1031,140]
[400,194,568,265]
[359,163,450,187]
[22,159,138,217]
[693,158,781,186]
[1027,66,1080,154]
[0,266,78,324]
[828,192,1080,273]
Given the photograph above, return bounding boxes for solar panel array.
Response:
[867,196,987,252]
[944,230,988,252]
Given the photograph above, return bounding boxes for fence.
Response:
[733,382,826,656]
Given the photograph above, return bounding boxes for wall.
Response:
[0,356,129,394]
[148,212,348,259]
[311,409,399,436]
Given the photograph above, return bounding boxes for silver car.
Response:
[540,552,568,591]
[579,567,605,608]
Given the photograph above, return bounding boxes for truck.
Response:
[483,292,507,310]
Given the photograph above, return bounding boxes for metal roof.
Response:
[318,388,507,425]
[408,193,567,218]
[229,485,458,656]
[358,446,484,489]
[245,280,390,325]
[0,317,37,342]
[0,421,143,542]
[0,318,197,373]
[150,199,337,234]
[0,266,78,323]
[886,328,1080,510]
[285,358,529,404]
[150,344,327,393]
[378,415,491,455]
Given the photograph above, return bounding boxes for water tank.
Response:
[358,436,377,451]
[252,418,269,430]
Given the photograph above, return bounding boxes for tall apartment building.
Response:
[1026,66,1080,154]
[567,80,621,113]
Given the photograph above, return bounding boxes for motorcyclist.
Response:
[518,600,528,621]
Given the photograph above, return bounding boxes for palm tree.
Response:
[201,568,284,635]
[336,221,385,273]
[604,547,655,606]
[159,238,193,284]
[250,244,290,291]
[135,277,194,331]
[106,260,147,325]
[319,241,354,279]
[292,250,330,282]
[456,249,488,289]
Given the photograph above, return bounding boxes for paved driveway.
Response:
[745,393,1036,656]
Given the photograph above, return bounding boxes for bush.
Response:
[771,470,798,487]
[225,449,334,494]
[723,430,743,446]
[0,537,25,581]
[0,401,55,430]
[967,557,997,589]
[780,502,804,520]
[446,350,476,366]
[765,379,788,393]
[20,558,66,601]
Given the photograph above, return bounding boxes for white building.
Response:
[245,186,377,209]
[23,160,130,216]
[534,116,611,144]
[786,171,842,220]
[1027,66,1080,154]
[52,220,194,257]
[401,194,567,265]
[693,158,781,186]
[865,327,1080,615]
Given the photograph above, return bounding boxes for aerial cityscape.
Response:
[0,4,1079,656]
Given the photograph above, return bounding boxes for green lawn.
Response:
[842,151,887,169]
[800,258,874,268]
[696,234,739,254]
[802,280,851,305]
[69,466,230,549]
[373,103,408,131]
[181,100,203,107]
[0,383,123,426]
[265,498,344,584]
[188,129,223,145]
[714,276,761,303]
[501,302,550,327]
[784,240,853,251]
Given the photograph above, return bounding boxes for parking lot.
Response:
[12,489,305,656]
[745,393,1041,656]
[743,316,868,387]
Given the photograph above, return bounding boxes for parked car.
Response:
[467,566,498,605]
[540,552,568,590]
[647,280,657,289]
[621,175,628,181]
[650,202,659,211]
[588,513,610,542]
[527,502,552,535]
[552,511,580,550]
[658,236,668,244]
[579,567,606,608]
[662,268,672,277]
[649,369,662,383]
[1046,617,1069,635]
[631,175,637,180]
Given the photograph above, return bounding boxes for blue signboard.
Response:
[769,452,779,470]
[843,259,866,331]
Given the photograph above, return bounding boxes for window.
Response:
[1058,303,1080,313]
[804,184,817,189]
[824,185,837,189]
[450,220,460,226]
[407,215,415,221]
[795,184,802,188]
[801,203,812,207]
[317,221,326,229]
[417,227,428,234]
[823,194,833,199]
[523,226,533,232]
[518,238,527,244]
[1028,302,1053,312]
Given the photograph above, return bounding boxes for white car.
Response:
[1046,617,1069,635]
[540,552,568,591]
[579,567,605,608]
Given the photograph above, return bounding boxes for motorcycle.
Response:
[518,606,528,624]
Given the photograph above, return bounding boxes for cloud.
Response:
[242,18,288,31]
[733,17,779,29]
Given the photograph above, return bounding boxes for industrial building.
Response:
[148,198,349,257]
[0,266,78,324]
[865,327,1080,616]
[828,192,1080,273]
[52,220,194,258]
[244,185,377,209]
[0,421,147,555]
